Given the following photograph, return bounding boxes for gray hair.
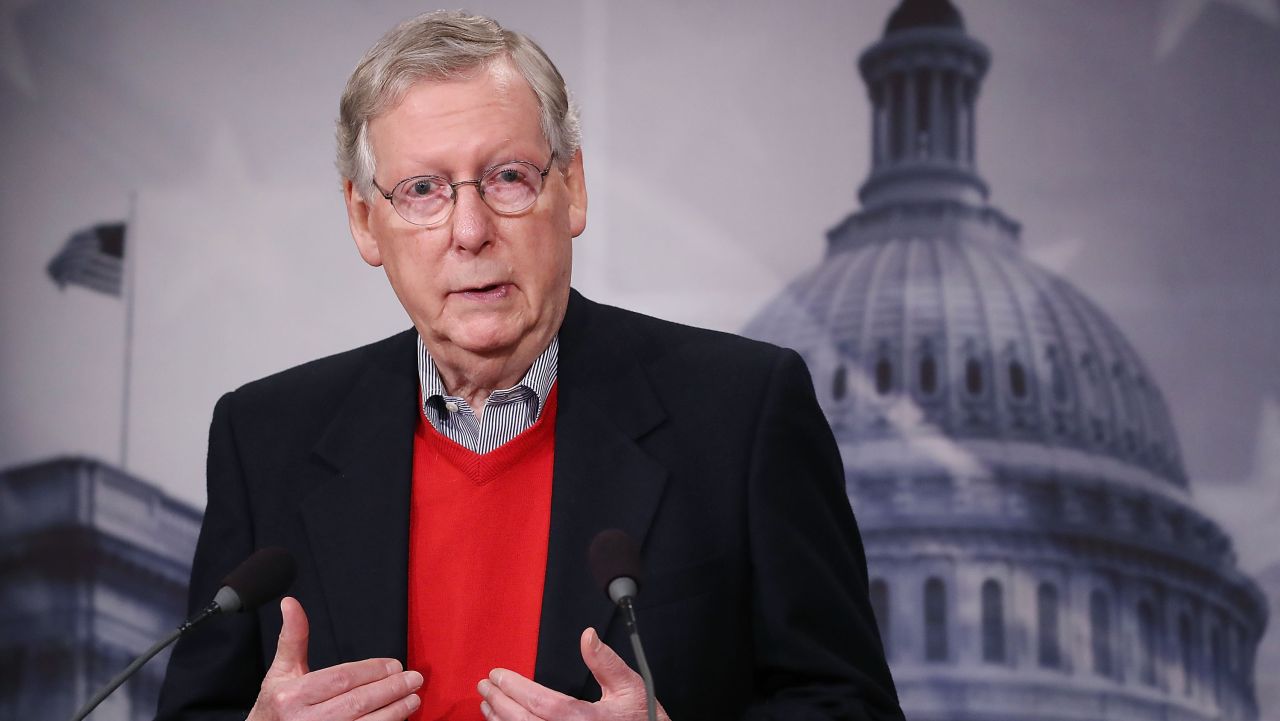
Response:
[336,11,581,199]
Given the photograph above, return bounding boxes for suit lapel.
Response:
[302,330,419,664]
[535,291,669,695]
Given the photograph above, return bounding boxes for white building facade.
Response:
[0,458,200,721]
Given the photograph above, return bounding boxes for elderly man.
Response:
[157,11,900,721]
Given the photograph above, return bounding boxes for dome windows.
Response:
[889,74,906,161]
[875,357,894,395]
[1037,583,1061,669]
[914,338,941,398]
[1178,613,1195,696]
[995,342,1037,430]
[1046,344,1070,404]
[981,579,1006,663]
[920,355,938,395]
[965,357,984,396]
[1009,360,1028,399]
[1211,624,1226,704]
[868,341,901,401]
[959,339,993,430]
[924,577,948,662]
[1137,600,1158,686]
[847,564,1254,706]
[914,69,933,157]
[1090,590,1112,678]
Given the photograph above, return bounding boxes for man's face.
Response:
[344,60,586,363]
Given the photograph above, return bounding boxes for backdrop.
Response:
[2,0,1277,718]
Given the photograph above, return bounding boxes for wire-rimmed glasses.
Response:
[373,153,555,227]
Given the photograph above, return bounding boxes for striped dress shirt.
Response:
[416,335,558,454]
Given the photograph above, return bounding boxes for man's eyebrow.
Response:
[401,150,542,179]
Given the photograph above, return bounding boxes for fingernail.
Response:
[477,678,492,696]
[480,700,492,719]
[404,670,423,689]
[407,693,421,710]
[489,668,504,685]
[589,627,601,651]
[386,660,402,674]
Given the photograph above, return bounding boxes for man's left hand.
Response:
[477,627,671,721]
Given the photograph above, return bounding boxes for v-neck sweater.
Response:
[406,385,559,720]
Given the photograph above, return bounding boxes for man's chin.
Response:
[441,323,525,359]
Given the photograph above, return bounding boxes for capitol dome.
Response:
[744,2,1267,719]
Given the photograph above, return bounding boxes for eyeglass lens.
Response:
[392,161,545,226]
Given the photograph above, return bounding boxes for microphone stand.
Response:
[618,596,658,721]
[68,600,220,721]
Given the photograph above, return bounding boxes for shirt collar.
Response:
[416,334,559,415]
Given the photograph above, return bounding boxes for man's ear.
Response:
[564,149,588,239]
[344,179,383,267]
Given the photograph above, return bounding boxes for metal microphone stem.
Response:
[619,596,658,721]
[67,600,220,721]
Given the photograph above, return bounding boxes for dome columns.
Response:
[859,29,990,209]
[869,64,972,166]
[860,521,1264,720]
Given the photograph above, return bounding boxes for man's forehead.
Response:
[369,62,545,169]
[389,59,533,122]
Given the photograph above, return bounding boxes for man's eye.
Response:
[496,168,524,183]
[408,179,438,197]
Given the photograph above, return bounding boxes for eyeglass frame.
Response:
[372,152,557,227]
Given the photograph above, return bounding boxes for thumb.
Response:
[579,627,641,697]
[266,596,310,678]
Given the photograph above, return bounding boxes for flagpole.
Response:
[120,191,139,470]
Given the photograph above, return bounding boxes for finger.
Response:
[355,691,421,721]
[481,669,580,721]
[268,596,310,677]
[297,659,416,705]
[579,627,641,696]
[479,678,550,721]
[310,668,423,719]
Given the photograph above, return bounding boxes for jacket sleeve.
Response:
[155,391,265,720]
[742,349,904,720]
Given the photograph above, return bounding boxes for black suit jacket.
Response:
[156,290,901,720]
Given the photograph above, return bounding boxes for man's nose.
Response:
[449,182,493,253]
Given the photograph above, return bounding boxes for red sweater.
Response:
[406,386,558,721]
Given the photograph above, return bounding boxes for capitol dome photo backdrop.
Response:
[745,1,1270,719]
[2,0,1278,719]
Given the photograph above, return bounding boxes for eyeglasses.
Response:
[373,153,555,227]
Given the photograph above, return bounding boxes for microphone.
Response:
[588,530,657,721]
[69,547,297,721]
[213,546,297,614]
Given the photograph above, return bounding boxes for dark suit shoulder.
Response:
[572,294,796,382]
[219,329,416,436]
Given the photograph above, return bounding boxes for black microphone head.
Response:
[589,529,644,599]
[219,547,296,613]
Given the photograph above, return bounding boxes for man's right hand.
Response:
[248,596,423,721]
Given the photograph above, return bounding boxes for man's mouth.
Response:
[457,283,510,300]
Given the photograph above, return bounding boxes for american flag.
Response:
[46,223,126,297]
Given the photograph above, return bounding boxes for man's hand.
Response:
[476,628,671,721]
[247,596,423,721]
